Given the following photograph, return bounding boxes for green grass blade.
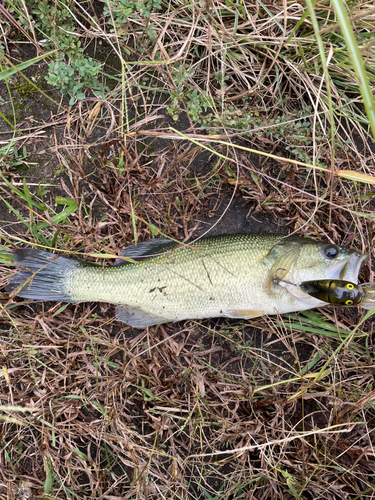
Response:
[0,195,29,230]
[0,50,57,80]
[331,0,375,139]
[305,0,335,162]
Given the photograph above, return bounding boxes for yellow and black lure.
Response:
[300,280,363,306]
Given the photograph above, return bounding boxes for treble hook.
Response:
[272,268,296,286]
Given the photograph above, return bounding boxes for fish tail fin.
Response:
[6,248,79,302]
[359,283,375,310]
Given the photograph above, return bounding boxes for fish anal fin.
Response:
[115,304,170,327]
[224,309,264,319]
[114,239,177,265]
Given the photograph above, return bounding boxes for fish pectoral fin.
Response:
[115,304,170,328]
[262,245,300,294]
[224,309,264,319]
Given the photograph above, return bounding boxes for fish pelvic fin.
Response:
[224,309,264,319]
[6,248,79,302]
[115,304,171,328]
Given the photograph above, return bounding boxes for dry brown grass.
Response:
[1,0,375,498]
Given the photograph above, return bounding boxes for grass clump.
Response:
[1,0,375,498]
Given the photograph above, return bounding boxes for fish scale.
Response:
[68,234,280,319]
[6,233,367,327]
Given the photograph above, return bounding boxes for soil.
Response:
[2,30,372,500]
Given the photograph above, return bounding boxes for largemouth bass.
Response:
[6,234,368,327]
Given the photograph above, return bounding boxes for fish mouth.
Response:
[336,252,368,283]
[281,249,368,307]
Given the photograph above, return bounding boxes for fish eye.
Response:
[346,283,355,290]
[323,245,340,260]
[346,299,353,305]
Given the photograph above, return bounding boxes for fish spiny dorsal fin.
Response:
[114,239,178,265]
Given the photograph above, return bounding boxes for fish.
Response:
[5,233,368,328]
[300,279,375,309]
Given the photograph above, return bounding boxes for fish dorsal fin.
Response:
[115,304,170,327]
[261,240,302,293]
[114,239,177,265]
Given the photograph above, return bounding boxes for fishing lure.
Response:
[300,279,363,305]
[272,269,375,310]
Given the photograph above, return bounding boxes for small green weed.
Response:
[8,0,104,102]
[103,0,162,29]
[46,58,103,104]
[0,141,28,170]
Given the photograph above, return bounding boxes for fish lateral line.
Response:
[199,253,237,278]
[154,262,206,292]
